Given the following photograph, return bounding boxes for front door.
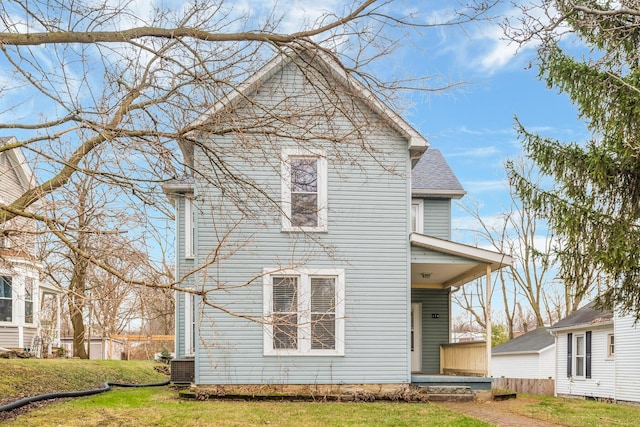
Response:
[411,303,422,372]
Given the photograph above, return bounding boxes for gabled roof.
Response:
[0,136,37,192]
[492,327,555,355]
[550,300,613,331]
[181,47,429,167]
[412,149,466,199]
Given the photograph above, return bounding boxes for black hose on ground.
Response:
[0,380,171,413]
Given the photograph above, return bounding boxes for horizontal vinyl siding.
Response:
[492,353,541,379]
[539,347,556,379]
[614,314,640,403]
[411,289,449,374]
[422,199,451,240]
[192,60,410,385]
[555,327,615,399]
[492,347,555,379]
[0,327,19,348]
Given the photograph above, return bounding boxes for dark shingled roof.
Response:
[492,327,555,355]
[551,300,613,330]
[412,149,466,198]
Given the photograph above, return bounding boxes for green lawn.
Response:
[4,359,640,426]
[3,387,490,427]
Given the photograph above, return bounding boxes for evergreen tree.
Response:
[508,1,640,317]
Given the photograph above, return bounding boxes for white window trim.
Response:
[573,333,586,379]
[184,291,196,357]
[411,199,424,234]
[184,198,195,259]
[0,275,13,324]
[607,333,614,358]
[281,148,328,232]
[263,268,344,356]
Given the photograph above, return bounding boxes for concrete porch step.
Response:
[416,385,475,402]
[420,385,473,395]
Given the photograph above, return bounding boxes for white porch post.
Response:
[485,265,492,377]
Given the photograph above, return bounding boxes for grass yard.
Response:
[4,359,640,426]
[2,387,490,427]
[496,394,640,427]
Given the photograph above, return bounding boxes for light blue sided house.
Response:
[163,49,512,392]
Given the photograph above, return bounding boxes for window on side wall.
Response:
[607,334,614,357]
[281,150,327,232]
[574,334,585,377]
[0,276,12,322]
[263,268,344,355]
[24,277,34,324]
[411,199,424,234]
[185,198,195,259]
[184,291,197,356]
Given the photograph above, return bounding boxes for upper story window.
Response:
[263,268,344,356]
[0,276,12,322]
[411,199,424,234]
[185,198,195,259]
[24,277,34,324]
[281,149,327,232]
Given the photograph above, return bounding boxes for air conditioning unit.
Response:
[170,358,195,384]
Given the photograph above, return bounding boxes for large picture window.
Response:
[0,276,12,322]
[281,150,327,232]
[264,268,344,355]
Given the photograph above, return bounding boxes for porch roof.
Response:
[410,233,513,289]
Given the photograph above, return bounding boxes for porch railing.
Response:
[440,341,487,377]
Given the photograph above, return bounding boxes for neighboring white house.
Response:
[0,136,62,355]
[492,327,555,380]
[551,300,640,403]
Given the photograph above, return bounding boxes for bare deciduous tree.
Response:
[0,0,498,344]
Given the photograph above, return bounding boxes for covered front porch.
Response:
[409,232,512,385]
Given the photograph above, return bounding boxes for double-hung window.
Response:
[281,149,327,232]
[607,334,615,357]
[24,277,34,324]
[575,334,585,377]
[0,276,12,322]
[567,331,592,379]
[264,268,344,355]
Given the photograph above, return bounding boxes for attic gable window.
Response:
[281,149,327,232]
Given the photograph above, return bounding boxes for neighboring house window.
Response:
[607,334,615,357]
[0,276,12,322]
[185,198,195,259]
[411,199,424,233]
[24,277,34,324]
[575,334,585,377]
[281,150,327,232]
[569,331,592,379]
[263,268,344,355]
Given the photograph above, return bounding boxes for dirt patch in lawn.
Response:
[438,396,566,427]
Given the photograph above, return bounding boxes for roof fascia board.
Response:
[550,320,614,333]
[410,232,513,267]
[412,189,467,199]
